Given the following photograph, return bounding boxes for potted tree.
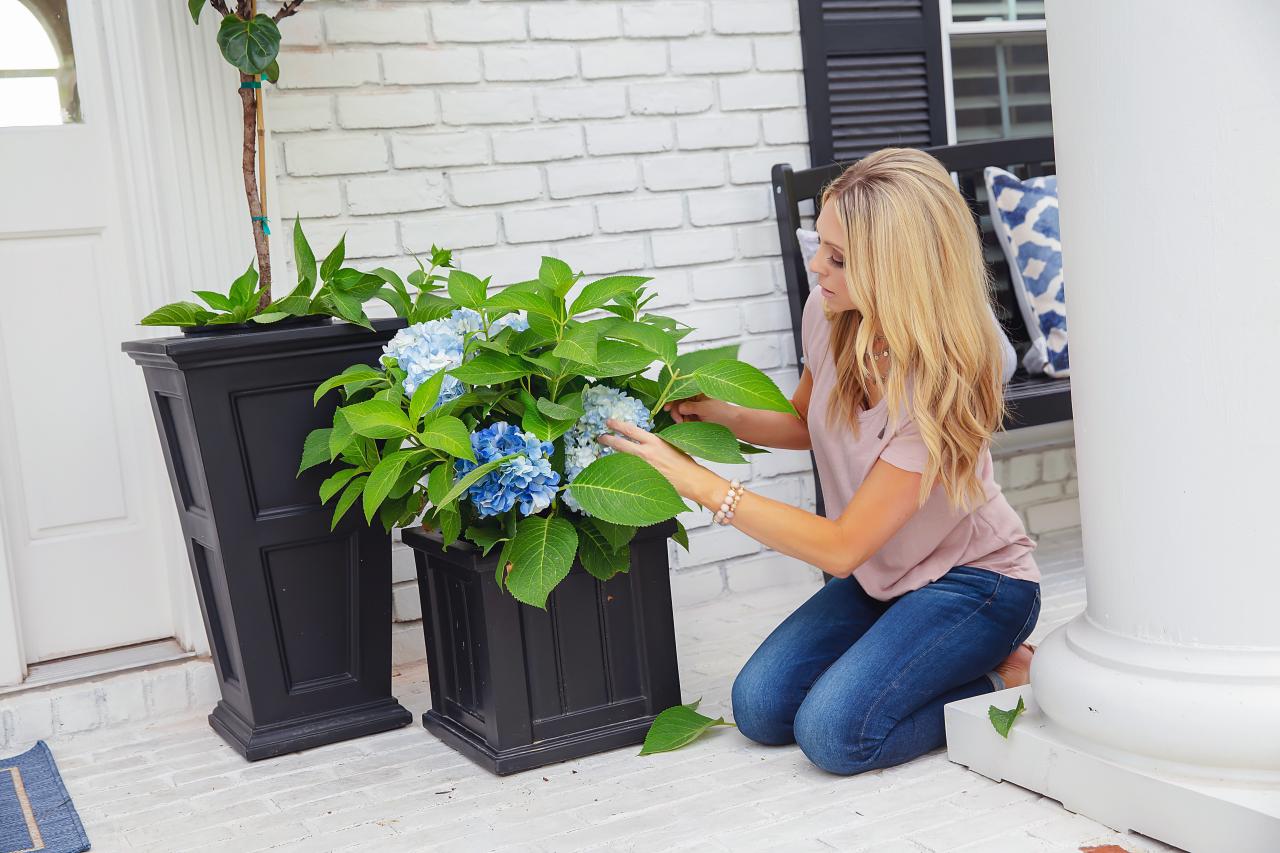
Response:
[120,1,439,759]
[316,256,797,774]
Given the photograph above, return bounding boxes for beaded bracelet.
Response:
[713,479,745,525]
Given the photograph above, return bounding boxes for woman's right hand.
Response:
[664,394,736,427]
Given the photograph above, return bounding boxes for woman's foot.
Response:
[993,642,1035,689]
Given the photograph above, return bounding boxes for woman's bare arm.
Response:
[685,456,922,577]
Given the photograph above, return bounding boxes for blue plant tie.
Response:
[252,215,270,235]
[240,78,261,89]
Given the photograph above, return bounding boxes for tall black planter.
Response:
[123,318,413,760]
[402,519,682,775]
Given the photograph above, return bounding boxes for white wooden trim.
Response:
[94,0,248,656]
[947,19,1048,36]
[939,0,959,145]
[0,497,27,685]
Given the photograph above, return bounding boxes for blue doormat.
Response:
[0,741,90,853]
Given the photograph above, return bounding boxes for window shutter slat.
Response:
[799,0,947,165]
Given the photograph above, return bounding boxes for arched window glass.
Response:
[0,0,80,127]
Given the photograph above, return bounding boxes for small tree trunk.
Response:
[239,72,272,308]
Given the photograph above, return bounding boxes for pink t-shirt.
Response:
[801,287,1040,600]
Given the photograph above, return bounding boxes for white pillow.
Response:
[795,228,1018,385]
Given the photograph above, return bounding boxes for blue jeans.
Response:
[731,565,1041,775]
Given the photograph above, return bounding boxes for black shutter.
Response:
[799,0,947,166]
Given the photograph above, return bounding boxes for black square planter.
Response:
[402,519,682,775]
[123,317,413,760]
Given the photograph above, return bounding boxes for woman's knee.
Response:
[792,690,883,776]
[730,661,796,746]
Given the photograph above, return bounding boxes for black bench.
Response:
[771,136,1072,434]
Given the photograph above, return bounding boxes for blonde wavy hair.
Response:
[819,147,1006,512]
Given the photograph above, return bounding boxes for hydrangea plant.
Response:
[303,256,798,609]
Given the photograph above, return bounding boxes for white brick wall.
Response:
[268,0,813,619]
[266,1,1081,631]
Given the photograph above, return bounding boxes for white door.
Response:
[0,0,175,676]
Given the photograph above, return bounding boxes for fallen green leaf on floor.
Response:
[988,695,1027,738]
[639,698,736,755]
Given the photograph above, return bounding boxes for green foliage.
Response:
[988,695,1027,738]
[640,699,735,755]
[216,14,282,76]
[309,255,797,607]
[137,219,449,330]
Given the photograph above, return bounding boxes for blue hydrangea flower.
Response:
[454,421,560,517]
[382,308,530,403]
[561,385,652,514]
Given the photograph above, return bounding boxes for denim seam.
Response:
[1008,587,1041,656]
[857,573,1004,752]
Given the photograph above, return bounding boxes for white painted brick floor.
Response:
[22,531,1183,852]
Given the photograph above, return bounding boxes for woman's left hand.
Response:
[599,418,710,500]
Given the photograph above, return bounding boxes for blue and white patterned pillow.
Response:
[984,167,1069,377]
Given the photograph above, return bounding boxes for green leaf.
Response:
[485,282,558,319]
[465,525,506,557]
[330,475,367,531]
[330,410,354,460]
[330,291,373,329]
[591,518,636,551]
[988,696,1027,739]
[506,516,578,609]
[374,286,410,318]
[603,320,677,365]
[267,293,312,317]
[568,275,650,317]
[193,290,233,312]
[188,0,206,24]
[585,339,657,378]
[537,396,584,422]
[738,440,769,455]
[298,428,332,475]
[639,699,734,756]
[320,235,346,282]
[438,453,521,508]
[408,370,446,428]
[250,312,290,324]
[319,467,360,505]
[675,344,739,375]
[229,262,259,309]
[447,269,488,310]
[516,388,551,441]
[139,301,212,327]
[671,518,690,551]
[495,536,515,591]
[215,13,282,75]
[551,322,600,366]
[577,520,630,582]
[292,217,317,289]
[419,415,475,462]
[569,454,687,526]
[364,450,417,523]
[539,256,577,298]
[657,422,748,464]
[341,399,412,439]
[313,366,385,406]
[427,463,450,507]
[263,59,280,84]
[693,360,797,415]
[411,293,457,324]
[448,351,534,386]
[438,504,462,546]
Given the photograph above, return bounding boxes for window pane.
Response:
[0,0,80,126]
[951,0,1044,23]
[951,32,1052,142]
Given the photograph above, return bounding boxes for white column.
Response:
[944,2,1280,849]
